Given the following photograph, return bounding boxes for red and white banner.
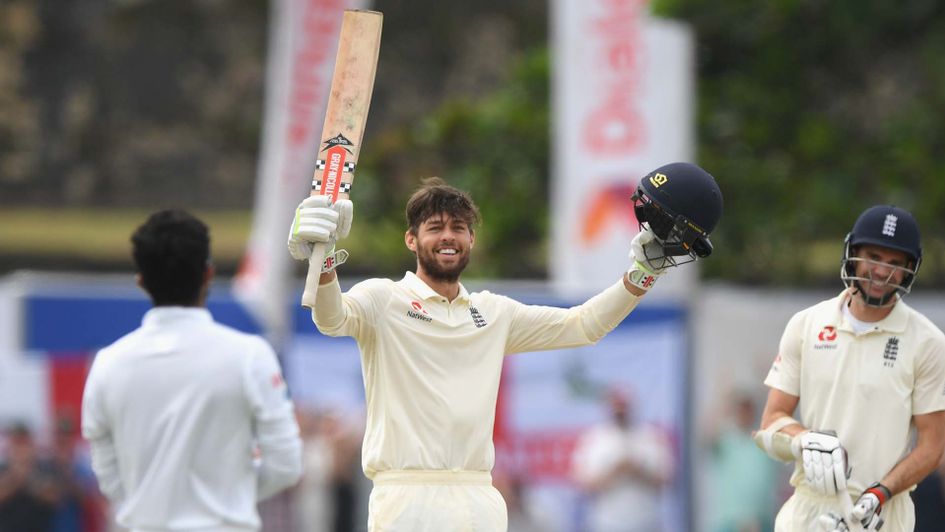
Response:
[550,0,695,300]
[234,0,367,343]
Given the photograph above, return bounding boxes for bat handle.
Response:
[301,241,328,309]
[838,489,865,531]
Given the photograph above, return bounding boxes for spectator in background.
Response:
[0,421,59,532]
[292,407,334,532]
[572,389,674,532]
[705,393,779,532]
[49,416,106,532]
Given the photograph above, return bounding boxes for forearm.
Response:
[311,276,349,335]
[88,438,124,503]
[256,416,303,500]
[579,279,642,341]
[755,389,805,461]
[761,411,806,437]
[881,440,944,495]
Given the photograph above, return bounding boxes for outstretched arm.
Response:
[506,227,688,353]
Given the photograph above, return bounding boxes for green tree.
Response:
[653,0,945,286]
[345,48,551,279]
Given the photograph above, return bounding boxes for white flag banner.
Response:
[235,0,367,342]
[551,1,695,300]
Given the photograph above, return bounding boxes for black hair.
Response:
[132,209,210,306]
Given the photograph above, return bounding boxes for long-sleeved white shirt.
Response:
[81,307,303,532]
[314,272,640,478]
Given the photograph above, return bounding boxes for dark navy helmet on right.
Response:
[841,205,922,307]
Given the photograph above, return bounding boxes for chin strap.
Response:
[851,282,900,308]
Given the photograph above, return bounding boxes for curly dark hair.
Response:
[405,177,481,234]
[132,209,210,306]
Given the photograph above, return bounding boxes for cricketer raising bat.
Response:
[301,9,383,309]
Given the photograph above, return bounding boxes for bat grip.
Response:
[838,489,865,531]
[300,241,328,309]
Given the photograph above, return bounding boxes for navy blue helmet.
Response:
[841,205,922,306]
[631,162,723,265]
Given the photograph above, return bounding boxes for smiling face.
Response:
[852,244,911,301]
[406,213,475,283]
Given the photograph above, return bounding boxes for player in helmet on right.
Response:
[754,205,945,531]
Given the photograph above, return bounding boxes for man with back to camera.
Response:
[81,209,303,531]
[286,163,723,531]
[753,205,945,531]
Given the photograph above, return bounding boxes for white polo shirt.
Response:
[82,307,303,531]
[765,289,945,493]
[314,272,640,478]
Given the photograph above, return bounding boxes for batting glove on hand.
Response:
[287,195,353,260]
[851,483,890,530]
[817,511,850,532]
[791,430,850,496]
[626,225,671,291]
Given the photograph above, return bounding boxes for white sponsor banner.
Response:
[234,0,366,343]
[551,1,695,300]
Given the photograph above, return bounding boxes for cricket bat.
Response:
[301,9,383,308]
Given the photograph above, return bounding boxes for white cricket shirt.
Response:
[314,272,640,478]
[765,289,945,492]
[82,307,303,531]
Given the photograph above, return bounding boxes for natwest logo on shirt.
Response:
[815,325,838,350]
[407,300,433,323]
[818,326,837,342]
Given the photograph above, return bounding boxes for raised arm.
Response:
[506,227,677,354]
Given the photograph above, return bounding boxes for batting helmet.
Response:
[631,162,723,264]
[841,205,922,307]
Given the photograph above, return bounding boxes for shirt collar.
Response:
[142,306,213,327]
[835,288,909,334]
[401,271,470,303]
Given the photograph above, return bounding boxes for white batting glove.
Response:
[287,195,353,261]
[625,225,671,291]
[851,483,890,530]
[817,511,850,532]
[791,430,850,496]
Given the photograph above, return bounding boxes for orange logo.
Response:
[581,183,638,245]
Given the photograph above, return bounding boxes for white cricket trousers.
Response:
[367,470,508,532]
[774,485,915,532]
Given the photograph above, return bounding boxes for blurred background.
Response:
[2,0,945,531]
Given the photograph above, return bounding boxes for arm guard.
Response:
[753,415,801,462]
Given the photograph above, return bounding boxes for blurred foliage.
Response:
[3,0,945,286]
[652,0,945,286]
[348,48,551,279]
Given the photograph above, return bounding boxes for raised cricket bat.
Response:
[301,9,383,308]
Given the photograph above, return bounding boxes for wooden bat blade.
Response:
[301,9,382,309]
[311,9,382,204]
